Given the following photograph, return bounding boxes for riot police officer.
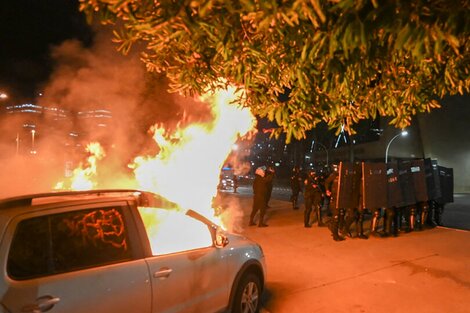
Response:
[290,166,303,210]
[324,164,345,241]
[249,166,269,227]
[303,169,325,227]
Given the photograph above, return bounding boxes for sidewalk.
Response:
[221,194,470,313]
[441,193,470,230]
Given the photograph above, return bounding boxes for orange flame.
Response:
[138,207,213,255]
[55,142,106,190]
[130,87,256,225]
[53,86,256,240]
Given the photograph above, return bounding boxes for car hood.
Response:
[225,232,263,255]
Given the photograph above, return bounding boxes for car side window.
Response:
[7,206,132,280]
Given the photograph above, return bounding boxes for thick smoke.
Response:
[0,114,66,197]
[40,31,212,163]
[0,30,214,197]
[0,30,253,210]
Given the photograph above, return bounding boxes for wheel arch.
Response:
[226,259,265,312]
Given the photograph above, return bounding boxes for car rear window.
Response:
[7,206,133,280]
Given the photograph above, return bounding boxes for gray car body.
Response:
[0,190,265,313]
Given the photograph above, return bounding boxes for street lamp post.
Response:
[310,140,329,167]
[16,133,19,156]
[31,129,37,154]
[385,130,408,163]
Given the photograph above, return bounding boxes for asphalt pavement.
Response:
[217,187,470,313]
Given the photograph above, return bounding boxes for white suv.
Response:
[0,190,265,313]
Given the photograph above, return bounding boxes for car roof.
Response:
[0,189,159,210]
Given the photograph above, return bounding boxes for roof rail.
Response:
[0,189,145,210]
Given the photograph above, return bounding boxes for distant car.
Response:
[0,189,266,313]
[219,175,235,190]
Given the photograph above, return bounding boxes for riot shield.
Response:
[410,159,429,202]
[336,162,361,208]
[424,158,442,201]
[362,162,387,209]
[438,166,454,204]
[398,160,416,206]
[386,162,404,208]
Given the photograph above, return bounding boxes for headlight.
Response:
[215,228,229,248]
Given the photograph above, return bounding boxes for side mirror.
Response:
[215,229,229,248]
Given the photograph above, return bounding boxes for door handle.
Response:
[154,267,173,279]
[22,295,61,313]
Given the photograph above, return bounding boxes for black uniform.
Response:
[290,167,303,210]
[249,171,269,227]
[303,170,325,227]
[324,168,345,241]
[343,193,367,239]
[232,175,238,193]
[265,167,275,208]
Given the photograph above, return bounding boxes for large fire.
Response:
[130,87,256,222]
[54,142,106,191]
[54,87,256,253]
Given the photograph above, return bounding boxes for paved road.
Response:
[216,188,470,313]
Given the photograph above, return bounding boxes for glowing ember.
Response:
[130,87,256,224]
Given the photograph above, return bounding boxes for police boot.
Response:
[392,212,400,237]
[342,221,352,238]
[382,213,393,237]
[407,213,416,232]
[292,198,298,210]
[434,204,444,226]
[427,201,438,228]
[342,209,355,237]
[418,203,429,231]
[418,211,427,230]
[316,206,325,227]
[330,216,345,241]
[357,220,368,239]
[304,208,312,228]
[338,209,346,237]
[397,209,406,232]
[370,211,380,237]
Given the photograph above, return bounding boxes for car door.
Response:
[0,202,152,313]
[136,207,229,313]
[146,247,229,313]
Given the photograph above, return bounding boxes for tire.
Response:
[232,273,262,313]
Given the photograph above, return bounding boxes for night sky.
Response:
[0,0,92,100]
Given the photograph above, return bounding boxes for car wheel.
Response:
[232,273,261,313]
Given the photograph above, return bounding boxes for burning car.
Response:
[0,189,266,313]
